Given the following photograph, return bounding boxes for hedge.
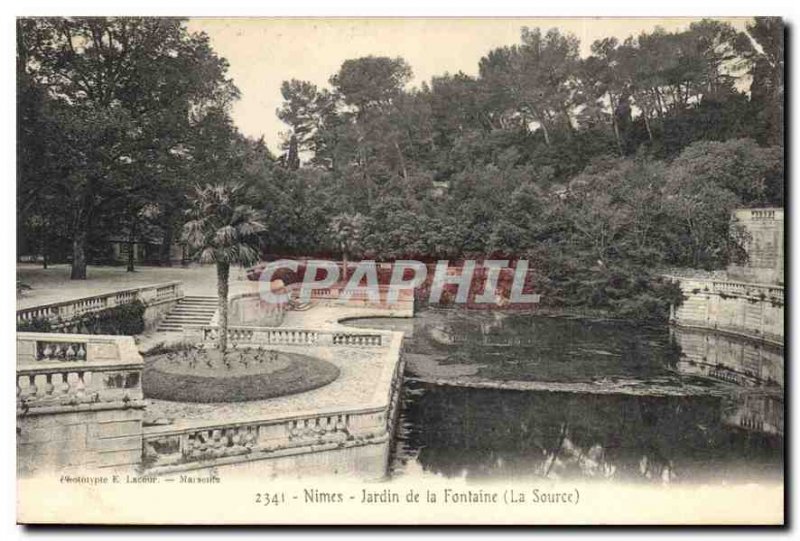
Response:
[16,299,146,335]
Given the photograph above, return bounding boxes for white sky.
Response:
[187,17,753,154]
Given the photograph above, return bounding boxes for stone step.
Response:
[157,322,185,328]
[154,296,220,332]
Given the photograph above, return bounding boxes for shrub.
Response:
[76,300,146,335]
[17,316,53,332]
[16,280,32,296]
[16,299,146,335]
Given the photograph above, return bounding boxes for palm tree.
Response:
[328,212,365,282]
[182,183,265,351]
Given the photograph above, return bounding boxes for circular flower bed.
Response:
[143,345,339,403]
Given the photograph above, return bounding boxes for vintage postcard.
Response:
[15,16,784,525]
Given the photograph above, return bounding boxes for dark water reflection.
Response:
[346,310,784,484]
[394,384,782,484]
[349,310,683,382]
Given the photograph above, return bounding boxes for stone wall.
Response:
[178,438,392,480]
[669,277,783,345]
[17,333,146,476]
[229,292,286,327]
[671,326,783,387]
[18,408,144,475]
[728,208,784,285]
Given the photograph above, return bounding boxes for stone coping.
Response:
[663,274,784,293]
[16,281,184,325]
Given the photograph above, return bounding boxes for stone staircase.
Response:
[157,296,217,333]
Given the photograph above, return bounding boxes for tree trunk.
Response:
[160,218,174,267]
[609,93,623,155]
[642,110,654,142]
[70,229,87,280]
[540,122,551,146]
[217,262,230,352]
[40,233,48,269]
[341,251,348,284]
[394,140,408,181]
[530,105,551,146]
[127,218,138,272]
[561,106,575,136]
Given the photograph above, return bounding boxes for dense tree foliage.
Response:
[17,17,784,319]
[259,19,783,319]
[17,18,240,277]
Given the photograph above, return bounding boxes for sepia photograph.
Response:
[13,12,785,526]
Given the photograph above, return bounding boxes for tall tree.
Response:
[746,17,784,144]
[277,79,323,170]
[479,27,583,146]
[182,184,265,352]
[17,17,238,279]
[328,212,365,280]
[582,37,632,154]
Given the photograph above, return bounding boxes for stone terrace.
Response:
[143,302,407,428]
[143,340,393,430]
[17,263,251,309]
[17,264,410,437]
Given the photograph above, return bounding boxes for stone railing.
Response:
[143,406,386,472]
[184,324,387,348]
[17,332,145,412]
[749,209,777,221]
[666,275,784,345]
[285,283,415,312]
[16,281,184,329]
[141,331,404,474]
[665,275,784,304]
[17,332,146,475]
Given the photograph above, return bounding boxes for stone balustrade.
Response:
[184,324,386,348]
[667,276,784,304]
[142,408,384,471]
[17,332,146,475]
[666,275,784,345]
[17,333,144,412]
[286,283,415,311]
[141,331,405,475]
[17,281,184,330]
[749,209,777,220]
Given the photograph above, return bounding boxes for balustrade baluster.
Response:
[74,371,86,398]
[27,374,38,398]
[58,373,70,395]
